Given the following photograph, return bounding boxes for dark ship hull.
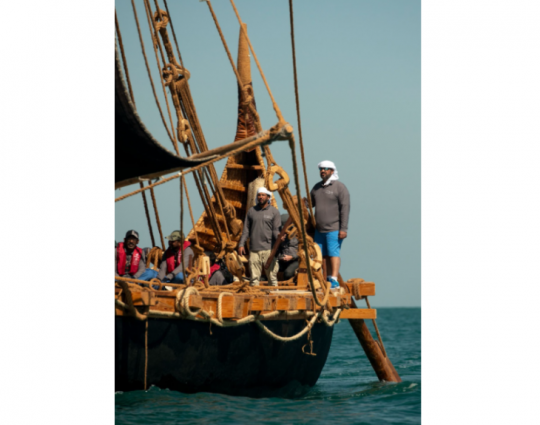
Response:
[115,316,334,398]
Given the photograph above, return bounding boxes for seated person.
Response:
[206,252,227,286]
[115,230,146,279]
[137,246,164,283]
[277,214,299,280]
[209,264,226,286]
[157,230,194,283]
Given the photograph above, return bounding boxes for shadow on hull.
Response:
[115,316,334,398]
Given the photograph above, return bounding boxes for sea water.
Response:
[115,308,421,424]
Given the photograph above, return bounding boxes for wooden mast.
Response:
[188,24,270,251]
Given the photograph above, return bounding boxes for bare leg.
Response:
[329,256,341,277]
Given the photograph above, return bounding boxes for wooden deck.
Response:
[115,282,376,321]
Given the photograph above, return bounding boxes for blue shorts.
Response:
[314,230,343,257]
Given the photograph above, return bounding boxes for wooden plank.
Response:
[345,282,376,297]
[153,297,176,312]
[233,297,244,318]
[276,298,290,310]
[249,298,264,311]
[221,182,247,192]
[263,296,275,311]
[220,295,235,318]
[226,164,263,170]
[339,309,377,319]
[328,295,340,307]
[289,297,297,310]
[189,295,204,309]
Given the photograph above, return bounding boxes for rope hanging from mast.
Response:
[115,11,136,106]
[140,181,156,247]
[149,184,166,250]
[147,0,242,247]
[129,0,175,144]
[142,0,180,155]
[288,0,315,226]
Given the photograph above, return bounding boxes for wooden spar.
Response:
[188,124,292,160]
[348,302,402,383]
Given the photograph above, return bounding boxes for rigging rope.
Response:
[163,0,185,68]
[148,2,229,247]
[115,11,136,106]
[142,0,179,155]
[182,175,200,246]
[287,134,329,307]
[288,0,315,226]
[364,296,388,358]
[149,185,166,250]
[205,1,262,131]
[180,177,185,271]
[130,0,175,144]
[144,320,148,390]
[140,182,156,247]
[229,0,284,125]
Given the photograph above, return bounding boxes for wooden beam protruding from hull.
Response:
[348,308,402,382]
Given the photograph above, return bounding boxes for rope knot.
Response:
[265,165,290,192]
[191,244,205,255]
[153,9,169,32]
[178,118,190,143]
[241,86,253,108]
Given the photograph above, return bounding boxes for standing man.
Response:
[310,161,350,289]
[238,187,281,286]
[157,230,194,283]
[115,230,146,279]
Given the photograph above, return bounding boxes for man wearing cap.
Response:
[310,160,350,289]
[238,187,281,286]
[157,230,194,283]
[277,214,300,280]
[115,230,146,279]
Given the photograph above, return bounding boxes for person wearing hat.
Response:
[310,160,350,289]
[115,230,146,279]
[277,214,300,280]
[238,187,281,286]
[157,230,194,283]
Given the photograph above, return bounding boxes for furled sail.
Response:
[115,47,208,188]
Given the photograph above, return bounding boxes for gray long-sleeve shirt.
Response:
[310,180,350,233]
[157,246,194,280]
[279,236,299,260]
[239,203,281,252]
[115,247,146,279]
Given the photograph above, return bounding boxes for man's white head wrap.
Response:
[257,187,272,198]
[318,160,339,186]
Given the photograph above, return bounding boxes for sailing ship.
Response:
[115,0,400,398]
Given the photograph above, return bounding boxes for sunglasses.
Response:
[319,167,332,171]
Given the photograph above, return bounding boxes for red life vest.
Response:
[117,243,143,276]
[209,263,220,277]
[165,241,191,273]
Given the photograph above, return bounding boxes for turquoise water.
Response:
[116,308,420,424]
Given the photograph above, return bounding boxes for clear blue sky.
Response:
[115,0,420,307]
